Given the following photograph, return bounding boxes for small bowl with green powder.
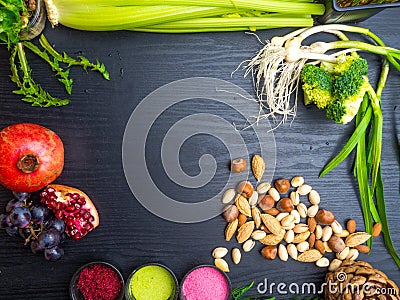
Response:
[125,263,179,300]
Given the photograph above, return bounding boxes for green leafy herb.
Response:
[0,0,26,48]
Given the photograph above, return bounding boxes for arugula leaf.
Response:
[0,0,25,48]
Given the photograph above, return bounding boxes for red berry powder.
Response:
[77,264,122,300]
[181,266,229,300]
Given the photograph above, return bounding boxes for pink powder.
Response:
[181,266,229,300]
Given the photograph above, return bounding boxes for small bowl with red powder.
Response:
[180,265,231,300]
[70,261,124,300]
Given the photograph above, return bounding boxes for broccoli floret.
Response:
[301,64,335,109]
[326,56,369,124]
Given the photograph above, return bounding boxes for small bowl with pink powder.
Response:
[180,265,231,300]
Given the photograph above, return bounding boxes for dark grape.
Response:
[44,246,64,261]
[30,204,48,224]
[30,240,44,254]
[9,207,31,228]
[45,217,65,233]
[59,232,68,244]
[0,213,12,229]
[5,226,18,237]
[5,198,24,213]
[37,228,61,249]
[12,192,30,201]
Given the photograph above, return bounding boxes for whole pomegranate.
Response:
[0,123,64,192]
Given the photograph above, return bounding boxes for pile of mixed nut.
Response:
[212,155,382,273]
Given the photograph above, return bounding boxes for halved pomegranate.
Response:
[40,184,99,240]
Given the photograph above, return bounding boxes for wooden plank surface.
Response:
[0,7,399,299]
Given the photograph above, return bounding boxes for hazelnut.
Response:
[276,198,294,213]
[231,158,247,173]
[328,236,346,253]
[237,181,254,198]
[265,207,280,216]
[238,213,247,227]
[222,205,239,222]
[261,245,277,260]
[274,178,290,194]
[315,209,335,225]
[258,195,275,212]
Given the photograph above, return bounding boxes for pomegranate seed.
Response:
[83,212,91,220]
[88,216,95,222]
[81,228,88,235]
[55,211,64,219]
[71,193,80,200]
[70,228,78,236]
[74,203,81,210]
[66,205,75,212]
[67,220,74,227]
[56,202,63,210]
[77,198,86,205]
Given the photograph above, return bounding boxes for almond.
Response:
[225,219,238,241]
[293,231,311,244]
[314,240,325,254]
[355,244,370,253]
[252,155,265,182]
[308,232,316,248]
[345,232,372,247]
[252,206,262,228]
[297,249,323,262]
[235,195,251,217]
[372,222,382,237]
[259,229,285,245]
[261,214,282,235]
[346,219,356,234]
[237,221,254,243]
[214,258,229,273]
[265,208,280,216]
[307,217,317,233]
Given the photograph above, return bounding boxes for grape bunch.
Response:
[0,192,67,261]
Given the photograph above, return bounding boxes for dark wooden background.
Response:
[0,7,399,300]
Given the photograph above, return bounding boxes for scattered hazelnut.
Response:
[315,209,335,225]
[237,181,254,198]
[276,198,294,213]
[261,245,277,260]
[238,214,247,227]
[222,205,239,223]
[274,178,290,194]
[258,195,275,212]
[231,158,247,173]
[328,236,346,253]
